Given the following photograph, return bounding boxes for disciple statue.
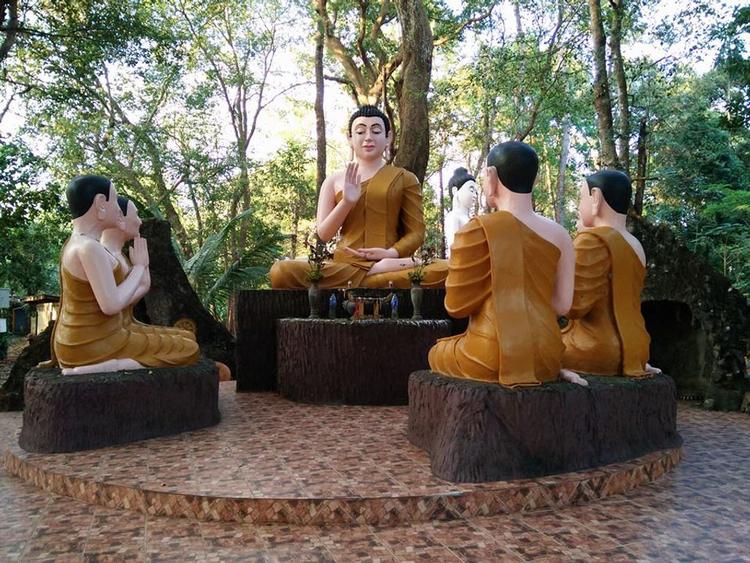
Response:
[562,170,661,377]
[428,141,587,387]
[52,175,199,375]
[444,167,477,256]
[270,105,447,289]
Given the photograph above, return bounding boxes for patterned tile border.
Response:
[3,446,682,526]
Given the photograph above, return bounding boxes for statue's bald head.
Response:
[586,170,631,214]
[486,141,538,194]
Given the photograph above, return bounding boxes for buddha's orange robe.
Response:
[53,262,200,369]
[428,212,564,387]
[269,165,447,289]
[562,227,651,377]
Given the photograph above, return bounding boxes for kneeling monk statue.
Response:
[562,170,660,377]
[429,141,587,387]
[53,175,199,375]
[270,105,447,288]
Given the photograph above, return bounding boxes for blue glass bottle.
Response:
[328,292,337,319]
[390,293,399,319]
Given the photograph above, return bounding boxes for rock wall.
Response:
[632,216,750,410]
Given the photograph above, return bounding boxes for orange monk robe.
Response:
[428,212,564,387]
[269,165,447,289]
[562,227,651,377]
[53,261,200,369]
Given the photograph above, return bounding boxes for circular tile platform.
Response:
[3,382,681,526]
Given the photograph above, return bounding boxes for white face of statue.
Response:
[456,181,477,210]
[120,199,143,240]
[349,116,391,162]
[97,183,123,230]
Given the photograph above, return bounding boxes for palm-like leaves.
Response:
[184,208,285,318]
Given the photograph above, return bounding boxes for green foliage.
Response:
[249,141,317,258]
[184,209,286,319]
[0,140,67,295]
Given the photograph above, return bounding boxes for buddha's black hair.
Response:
[448,167,475,190]
[348,105,390,136]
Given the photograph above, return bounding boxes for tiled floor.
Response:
[4,384,680,525]
[1,388,749,561]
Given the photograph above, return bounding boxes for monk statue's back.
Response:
[562,170,661,377]
[429,141,587,387]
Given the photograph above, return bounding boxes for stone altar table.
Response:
[277,318,450,405]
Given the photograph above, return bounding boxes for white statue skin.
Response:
[575,180,661,376]
[316,115,418,275]
[445,180,477,257]
[100,199,232,382]
[482,165,587,387]
[60,183,148,375]
[100,199,150,307]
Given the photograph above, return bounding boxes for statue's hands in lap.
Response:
[345,246,398,261]
[343,162,362,205]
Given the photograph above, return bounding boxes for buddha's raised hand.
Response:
[343,162,362,205]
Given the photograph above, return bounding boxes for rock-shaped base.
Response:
[408,371,682,482]
[19,358,220,453]
[278,319,451,405]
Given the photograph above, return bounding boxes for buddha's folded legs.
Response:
[361,259,449,289]
[270,259,368,289]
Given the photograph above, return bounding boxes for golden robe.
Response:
[429,212,564,387]
[270,165,447,289]
[53,262,200,369]
[562,227,651,377]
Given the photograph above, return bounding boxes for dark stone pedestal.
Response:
[235,289,460,392]
[19,358,220,453]
[408,371,682,482]
[277,319,451,405]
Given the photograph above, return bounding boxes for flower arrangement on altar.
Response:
[304,232,335,284]
[407,245,437,286]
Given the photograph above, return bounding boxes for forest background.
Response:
[0,0,748,322]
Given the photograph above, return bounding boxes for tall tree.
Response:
[393,0,432,182]
[588,0,620,169]
[608,0,630,173]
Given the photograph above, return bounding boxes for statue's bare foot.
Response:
[62,358,144,375]
[645,363,662,375]
[560,369,589,386]
[216,361,232,381]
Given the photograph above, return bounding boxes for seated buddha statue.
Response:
[270,105,447,289]
[52,175,199,375]
[562,170,661,377]
[428,141,587,387]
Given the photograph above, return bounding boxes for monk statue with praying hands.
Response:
[52,175,200,375]
[428,141,588,387]
[269,105,447,289]
[561,170,661,377]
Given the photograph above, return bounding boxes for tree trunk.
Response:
[610,0,630,174]
[555,116,571,225]
[314,14,327,196]
[588,0,620,169]
[0,0,19,63]
[393,0,433,183]
[634,116,647,215]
